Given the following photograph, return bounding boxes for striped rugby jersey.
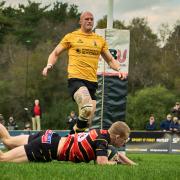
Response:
[58,129,110,162]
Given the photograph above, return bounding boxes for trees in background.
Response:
[127,18,161,92]
[0,1,179,129]
[162,21,180,96]
[126,86,176,129]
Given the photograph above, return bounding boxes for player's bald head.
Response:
[80,11,94,21]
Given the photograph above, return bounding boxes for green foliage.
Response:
[47,2,68,23]
[46,2,80,23]
[160,22,180,92]
[96,16,125,29]
[96,15,107,28]
[128,18,161,92]
[126,85,176,129]
[68,4,80,18]
[14,1,49,48]
[0,80,10,116]
[0,3,13,43]
[43,98,77,129]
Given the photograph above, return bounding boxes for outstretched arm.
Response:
[116,152,137,165]
[42,44,66,76]
[96,156,117,165]
[101,50,127,80]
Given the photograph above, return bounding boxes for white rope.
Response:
[100,57,105,130]
[100,30,107,130]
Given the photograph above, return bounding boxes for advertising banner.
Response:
[96,29,130,76]
[127,131,180,154]
[170,133,180,153]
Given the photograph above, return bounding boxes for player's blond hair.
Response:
[108,121,130,138]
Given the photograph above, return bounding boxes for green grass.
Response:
[0,154,180,180]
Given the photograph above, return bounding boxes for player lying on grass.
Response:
[0,121,136,165]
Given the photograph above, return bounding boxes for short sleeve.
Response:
[101,37,109,53]
[59,34,71,49]
[95,134,109,156]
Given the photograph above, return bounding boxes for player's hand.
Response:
[132,162,138,166]
[42,65,52,76]
[118,72,127,80]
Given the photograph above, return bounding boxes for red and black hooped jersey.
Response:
[58,129,110,163]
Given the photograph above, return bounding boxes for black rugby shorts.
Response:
[24,130,61,162]
[68,78,98,100]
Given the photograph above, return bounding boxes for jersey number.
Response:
[77,133,89,142]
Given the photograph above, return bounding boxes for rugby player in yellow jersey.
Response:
[42,11,127,133]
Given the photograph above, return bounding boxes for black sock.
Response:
[69,129,75,134]
[77,118,88,129]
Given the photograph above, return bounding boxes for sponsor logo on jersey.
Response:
[41,130,53,144]
[75,48,99,55]
[77,39,83,43]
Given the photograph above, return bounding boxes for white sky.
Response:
[5,0,180,33]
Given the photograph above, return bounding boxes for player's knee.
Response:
[79,103,93,120]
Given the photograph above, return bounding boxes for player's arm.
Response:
[96,156,117,165]
[42,44,66,76]
[95,137,117,165]
[117,152,137,165]
[101,50,127,80]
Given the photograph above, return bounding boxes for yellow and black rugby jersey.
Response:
[60,29,108,82]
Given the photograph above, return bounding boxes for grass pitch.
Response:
[0,154,180,180]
